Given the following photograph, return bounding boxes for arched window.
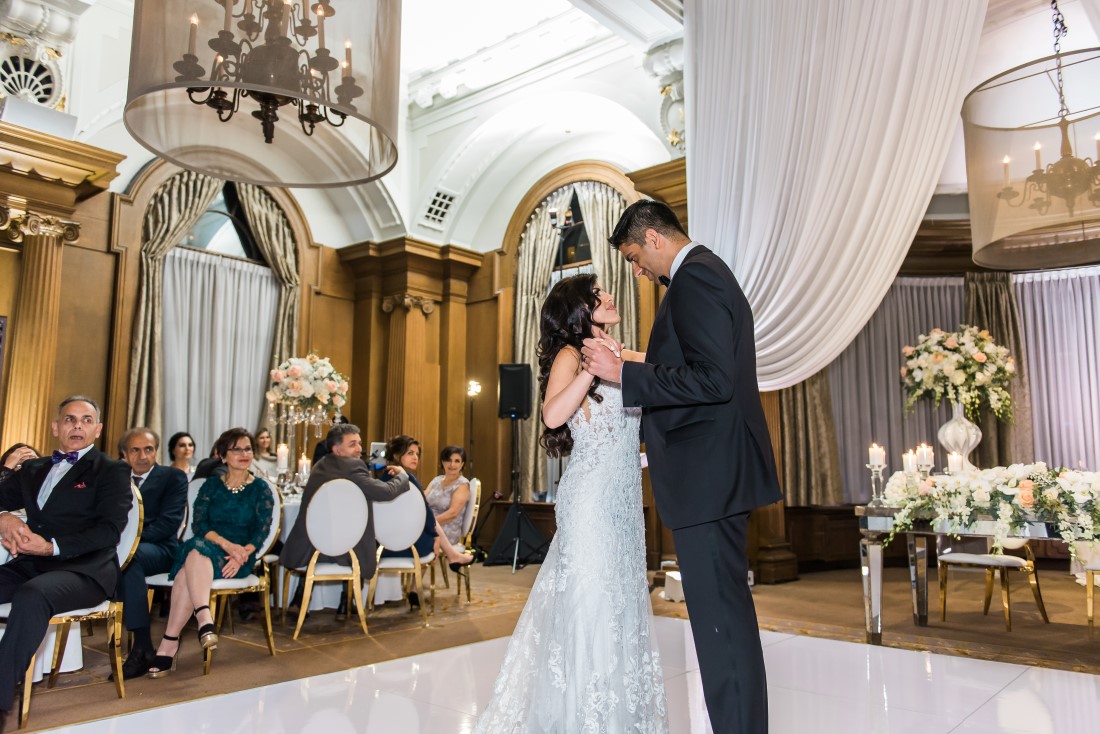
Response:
[180,182,266,262]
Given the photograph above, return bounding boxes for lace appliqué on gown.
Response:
[473,383,668,734]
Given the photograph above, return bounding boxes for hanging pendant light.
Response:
[124,0,401,188]
[962,0,1100,269]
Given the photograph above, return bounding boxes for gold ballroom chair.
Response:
[938,537,1049,632]
[369,488,437,626]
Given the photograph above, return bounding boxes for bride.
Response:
[474,274,668,733]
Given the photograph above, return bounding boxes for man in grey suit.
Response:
[582,200,782,734]
[279,423,409,618]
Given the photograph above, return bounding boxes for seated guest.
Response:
[113,428,187,679]
[192,442,226,481]
[252,427,278,482]
[310,415,349,465]
[167,432,196,479]
[280,423,410,619]
[147,428,274,678]
[380,436,473,609]
[425,446,471,549]
[0,396,131,727]
[0,444,38,484]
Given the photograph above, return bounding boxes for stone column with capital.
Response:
[1,211,80,451]
[381,293,437,444]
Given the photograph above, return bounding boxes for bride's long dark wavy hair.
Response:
[538,273,605,457]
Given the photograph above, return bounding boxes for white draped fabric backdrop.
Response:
[162,247,279,458]
[684,0,988,390]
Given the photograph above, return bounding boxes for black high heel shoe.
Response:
[146,634,180,679]
[449,554,475,573]
[194,605,219,650]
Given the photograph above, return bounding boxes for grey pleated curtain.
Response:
[779,371,844,506]
[235,183,301,436]
[828,277,963,502]
[1013,265,1100,470]
[963,272,1034,467]
[127,170,223,439]
[514,187,578,501]
[577,181,636,349]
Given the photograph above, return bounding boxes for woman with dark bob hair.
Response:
[147,427,275,677]
[167,432,196,479]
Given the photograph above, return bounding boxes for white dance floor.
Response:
[40,616,1100,733]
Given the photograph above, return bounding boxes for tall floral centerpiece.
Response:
[266,354,349,436]
[901,325,1016,469]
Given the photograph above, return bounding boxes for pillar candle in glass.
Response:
[868,443,885,468]
[276,443,289,473]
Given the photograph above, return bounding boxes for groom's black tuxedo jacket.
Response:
[0,447,132,595]
[622,245,782,529]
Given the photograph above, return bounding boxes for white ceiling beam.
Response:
[567,0,682,49]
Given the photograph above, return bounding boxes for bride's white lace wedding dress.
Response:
[473,382,668,734]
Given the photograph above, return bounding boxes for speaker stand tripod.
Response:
[484,415,548,571]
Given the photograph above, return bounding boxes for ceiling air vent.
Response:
[0,55,55,105]
[421,190,457,231]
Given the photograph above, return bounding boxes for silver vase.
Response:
[937,402,982,471]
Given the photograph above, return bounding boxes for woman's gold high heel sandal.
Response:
[194,604,219,650]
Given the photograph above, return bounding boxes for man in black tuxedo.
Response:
[280,423,409,618]
[582,201,782,734]
[0,396,131,724]
[114,427,187,679]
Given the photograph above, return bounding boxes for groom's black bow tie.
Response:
[659,275,671,287]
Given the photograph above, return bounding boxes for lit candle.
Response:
[345,40,352,71]
[188,14,198,56]
[868,443,885,468]
[244,0,252,15]
[947,452,963,474]
[316,5,325,49]
[212,54,224,81]
[902,450,917,475]
[280,0,291,36]
[298,453,309,478]
[916,443,933,467]
[276,443,288,472]
[1034,142,1042,171]
[224,0,232,32]
[1095,132,1099,162]
[1002,155,1010,187]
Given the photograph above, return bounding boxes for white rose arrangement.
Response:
[900,325,1016,421]
[266,354,349,412]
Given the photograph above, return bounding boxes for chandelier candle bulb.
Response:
[345,40,352,71]
[1034,142,1042,170]
[280,0,291,36]
[1095,132,1099,161]
[1002,156,1010,187]
[947,452,963,474]
[868,444,885,467]
[223,0,232,32]
[903,450,917,475]
[276,443,289,473]
[188,14,197,56]
[316,5,325,49]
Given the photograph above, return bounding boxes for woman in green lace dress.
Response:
[147,427,275,677]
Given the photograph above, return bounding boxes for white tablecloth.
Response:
[279,497,404,609]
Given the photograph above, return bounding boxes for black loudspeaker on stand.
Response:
[483,364,549,570]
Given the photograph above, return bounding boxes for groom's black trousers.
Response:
[673,511,768,734]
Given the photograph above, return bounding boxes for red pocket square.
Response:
[74,482,87,489]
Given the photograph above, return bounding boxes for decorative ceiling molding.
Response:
[567,0,682,49]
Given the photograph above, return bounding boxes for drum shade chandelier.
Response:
[124,0,401,188]
[962,0,1100,269]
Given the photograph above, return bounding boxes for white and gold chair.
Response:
[437,478,481,602]
[1,483,143,729]
[146,479,282,674]
[1084,562,1100,635]
[369,488,435,626]
[283,478,371,639]
[938,537,1049,632]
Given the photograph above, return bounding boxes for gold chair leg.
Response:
[1000,569,1012,632]
[367,574,379,613]
[292,578,314,641]
[413,569,428,627]
[48,621,71,689]
[439,556,450,589]
[938,562,948,621]
[260,579,276,656]
[147,588,154,612]
[428,564,436,615]
[281,569,291,626]
[1088,570,1096,636]
[351,578,369,637]
[464,565,471,603]
[1027,568,1049,623]
[19,654,34,728]
[982,569,995,615]
[203,597,217,676]
[111,608,126,698]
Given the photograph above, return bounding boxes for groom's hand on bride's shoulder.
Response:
[581,336,623,383]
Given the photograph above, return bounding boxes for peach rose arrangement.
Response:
[900,325,1016,421]
[266,354,349,418]
[882,463,1100,554]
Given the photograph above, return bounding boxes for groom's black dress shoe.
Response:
[407,592,420,610]
[113,648,156,681]
[335,591,348,622]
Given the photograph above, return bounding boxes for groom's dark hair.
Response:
[608,199,688,249]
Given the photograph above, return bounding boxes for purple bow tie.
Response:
[51,450,79,465]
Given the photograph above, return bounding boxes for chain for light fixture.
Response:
[172,0,363,143]
[996,0,1100,216]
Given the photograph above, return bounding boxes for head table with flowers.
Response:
[856,464,1100,645]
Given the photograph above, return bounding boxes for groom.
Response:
[582,200,781,734]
